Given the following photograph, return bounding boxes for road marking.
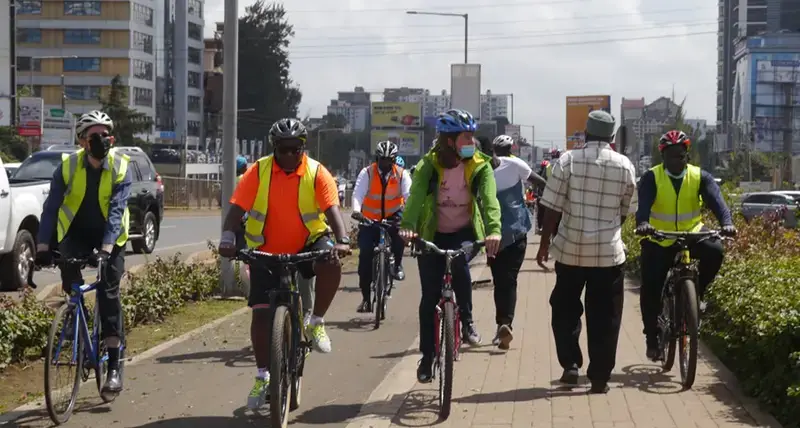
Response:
[160,225,177,229]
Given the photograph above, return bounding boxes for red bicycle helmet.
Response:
[540,160,550,168]
[658,130,691,151]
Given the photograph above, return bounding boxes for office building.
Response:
[15,0,205,143]
[1,0,13,126]
[480,90,509,120]
[326,100,368,132]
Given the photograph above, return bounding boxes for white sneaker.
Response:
[305,320,332,353]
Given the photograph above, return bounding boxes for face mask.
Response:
[458,145,475,158]
[88,133,111,159]
[665,167,687,179]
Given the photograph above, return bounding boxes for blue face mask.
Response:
[458,145,475,158]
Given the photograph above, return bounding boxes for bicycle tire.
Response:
[678,279,699,389]
[374,254,386,329]
[269,305,292,428]
[290,307,304,411]
[44,305,83,425]
[660,288,677,372]
[438,301,456,420]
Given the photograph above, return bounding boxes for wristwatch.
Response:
[336,236,351,246]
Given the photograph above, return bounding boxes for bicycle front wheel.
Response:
[659,288,677,372]
[678,279,699,389]
[438,301,456,420]
[374,254,386,329]
[44,304,83,425]
[269,305,292,428]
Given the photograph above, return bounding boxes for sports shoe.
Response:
[462,323,482,345]
[492,324,513,350]
[306,320,332,353]
[247,377,269,409]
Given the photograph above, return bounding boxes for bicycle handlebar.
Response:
[236,248,333,266]
[410,237,486,258]
[350,212,400,228]
[644,230,727,244]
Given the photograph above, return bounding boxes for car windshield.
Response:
[12,156,62,181]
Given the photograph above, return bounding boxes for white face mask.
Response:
[665,167,687,179]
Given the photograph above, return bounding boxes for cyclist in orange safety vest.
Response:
[351,140,412,313]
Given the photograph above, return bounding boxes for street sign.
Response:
[49,108,65,117]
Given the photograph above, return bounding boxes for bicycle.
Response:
[641,229,725,389]
[37,254,126,425]
[235,247,334,428]
[410,237,485,420]
[351,212,398,329]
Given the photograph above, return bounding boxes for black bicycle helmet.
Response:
[269,118,308,144]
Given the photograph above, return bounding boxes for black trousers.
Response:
[550,262,624,383]
[639,238,724,339]
[59,236,125,340]
[489,236,527,327]
[357,223,405,302]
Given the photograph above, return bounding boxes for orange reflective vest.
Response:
[361,163,404,220]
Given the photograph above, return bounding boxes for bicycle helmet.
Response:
[269,118,308,144]
[658,130,691,151]
[549,148,561,158]
[76,110,114,137]
[435,109,478,133]
[374,140,399,158]
[540,160,550,168]
[395,156,405,168]
[492,135,514,149]
[236,155,248,171]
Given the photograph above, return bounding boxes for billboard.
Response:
[370,130,422,156]
[17,97,44,137]
[0,0,11,126]
[41,108,76,147]
[371,102,422,128]
[451,64,481,118]
[565,95,611,150]
[504,124,521,141]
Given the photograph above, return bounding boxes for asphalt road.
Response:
[0,215,222,301]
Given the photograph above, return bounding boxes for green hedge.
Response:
[0,249,231,370]
[622,211,800,426]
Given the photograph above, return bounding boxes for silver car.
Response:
[740,192,798,228]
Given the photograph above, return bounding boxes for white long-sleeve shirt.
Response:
[351,165,412,214]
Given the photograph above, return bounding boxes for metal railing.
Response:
[161,176,221,209]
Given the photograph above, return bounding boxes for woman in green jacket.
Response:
[399,109,502,383]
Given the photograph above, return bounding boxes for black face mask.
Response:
[88,133,111,159]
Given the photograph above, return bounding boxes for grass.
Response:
[0,299,242,414]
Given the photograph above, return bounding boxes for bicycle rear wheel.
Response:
[374,254,386,329]
[44,305,83,425]
[659,287,677,372]
[438,301,456,420]
[269,305,292,428]
[678,279,699,389]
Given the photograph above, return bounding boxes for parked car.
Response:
[4,162,20,178]
[771,190,800,203]
[740,191,798,228]
[0,158,49,290]
[11,147,165,254]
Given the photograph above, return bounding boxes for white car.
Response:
[4,162,20,178]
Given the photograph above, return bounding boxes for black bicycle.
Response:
[642,230,725,389]
[410,237,485,420]
[351,212,398,329]
[236,248,333,428]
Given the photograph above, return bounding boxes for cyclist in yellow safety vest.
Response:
[634,130,737,362]
[35,110,131,396]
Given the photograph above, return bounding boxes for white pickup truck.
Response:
[0,157,50,291]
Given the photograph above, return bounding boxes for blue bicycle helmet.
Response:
[236,155,248,171]
[395,156,405,168]
[435,109,478,133]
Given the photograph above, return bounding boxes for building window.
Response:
[187,120,201,137]
[188,0,202,18]
[17,1,42,14]
[188,71,201,88]
[64,1,101,16]
[188,22,202,41]
[64,29,101,44]
[65,86,101,101]
[133,31,154,54]
[63,57,101,72]
[133,3,154,27]
[133,59,153,81]
[133,87,153,107]
[188,47,201,65]
[188,96,201,112]
[746,23,767,37]
[17,57,42,72]
[17,28,42,43]
[747,8,767,23]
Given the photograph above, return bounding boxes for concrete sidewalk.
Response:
[350,238,782,428]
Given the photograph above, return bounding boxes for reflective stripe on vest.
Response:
[648,163,704,247]
[243,155,328,248]
[361,163,404,220]
[57,149,130,246]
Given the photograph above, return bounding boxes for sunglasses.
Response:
[276,145,303,155]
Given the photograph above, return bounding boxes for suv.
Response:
[741,192,798,228]
[11,147,165,253]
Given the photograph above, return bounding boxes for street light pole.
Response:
[220,0,239,296]
[406,11,468,63]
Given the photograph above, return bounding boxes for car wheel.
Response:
[131,212,157,254]
[0,229,36,291]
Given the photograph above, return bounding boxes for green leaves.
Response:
[98,75,154,146]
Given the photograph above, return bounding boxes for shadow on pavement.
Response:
[610,364,684,395]
[154,346,255,368]
[389,390,442,427]
[6,397,109,427]
[454,386,582,403]
[371,349,418,359]
[324,317,373,333]
[292,402,363,424]
[127,416,259,427]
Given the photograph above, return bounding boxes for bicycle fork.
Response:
[433,274,462,364]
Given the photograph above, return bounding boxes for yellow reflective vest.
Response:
[243,155,329,249]
[57,149,130,246]
[648,163,704,247]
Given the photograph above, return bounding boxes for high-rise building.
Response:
[0,0,13,126]
[15,0,205,143]
[480,90,509,120]
[326,100,368,132]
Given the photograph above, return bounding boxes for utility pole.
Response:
[60,74,66,109]
[220,0,239,295]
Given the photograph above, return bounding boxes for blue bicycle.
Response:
[39,255,126,425]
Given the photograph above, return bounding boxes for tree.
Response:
[0,126,29,162]
[237,1,302,142]
[98,75,153,146]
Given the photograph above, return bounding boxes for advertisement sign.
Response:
[0,1,10,126]
[504,124,521,141]
[370,130,422,156]
[17,97,44,137]
[41,108,76,147]
[451,64,481,118]
[371,102,422,128]
[565,95,611,150]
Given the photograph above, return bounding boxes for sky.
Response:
[204,0,718,148]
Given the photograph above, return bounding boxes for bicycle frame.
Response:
[434,255,461,360]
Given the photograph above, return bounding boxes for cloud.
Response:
[205,0,718,146]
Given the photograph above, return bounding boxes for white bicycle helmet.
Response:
[75,110,114,137]
[492,135,514,149]
[375,140,399,158]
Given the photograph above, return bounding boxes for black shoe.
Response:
[645,336,661,361]
[357,300,372,313]
[559,366,579,385]
[393,265,405,281]
[416,355,433,383]
[590,381,609,394]
[102,369,123,394]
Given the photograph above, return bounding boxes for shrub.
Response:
[0,290,53,369]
